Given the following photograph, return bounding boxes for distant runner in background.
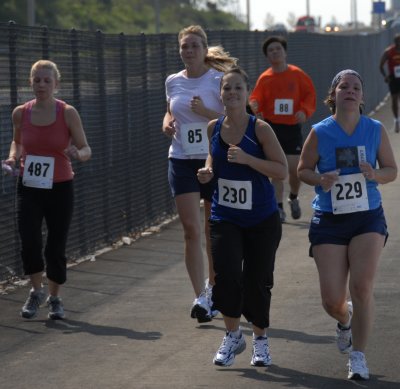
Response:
[379,33,400,133]
[250,35,316,223]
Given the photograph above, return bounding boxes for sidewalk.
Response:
[0,99,399,389]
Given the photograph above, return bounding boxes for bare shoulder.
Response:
[302,127,318,148]
[207,118,218,137]
[382,47,390,58]
[64,103,82,125]
[64,103,80,120]
[254,118,274,141]
[64,103,79,116]
[12,104,24,116]
[12,104,24,124]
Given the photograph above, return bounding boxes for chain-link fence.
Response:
[0,21,396,281]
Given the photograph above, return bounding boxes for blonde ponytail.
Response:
[206,46,237,72]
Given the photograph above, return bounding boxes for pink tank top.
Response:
[20,99,74,183]
[387,46,400,76]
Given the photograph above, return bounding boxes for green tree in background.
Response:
[0,0,246,33]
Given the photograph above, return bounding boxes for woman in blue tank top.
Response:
[197,66,287,367]
[298,70,397,380]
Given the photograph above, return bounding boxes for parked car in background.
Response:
[270,23,287,32]
[295,16,317,32]
[383,17,400,29]
[324,23,340,33]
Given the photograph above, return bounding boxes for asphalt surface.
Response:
[1,98,400,389]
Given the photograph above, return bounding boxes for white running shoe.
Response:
[190,292,211,323]
[251,335,272,366]
[336,301,353,353]
[205,279,219,318]
[213,330,246,366]
[348,351,369,380]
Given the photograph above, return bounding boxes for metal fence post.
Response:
[41,25,49,59]
[8,21,18,110]
[96,29,111,242]
[70,28,81,111]
[118,32,133,229]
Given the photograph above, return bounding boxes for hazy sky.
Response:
[239,0,374,29]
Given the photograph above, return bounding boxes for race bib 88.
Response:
[274,99,293,115]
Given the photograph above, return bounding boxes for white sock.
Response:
[253,332,267,339]
[31,286,43,293]
[229,328,241,338]
[339,314,351,329]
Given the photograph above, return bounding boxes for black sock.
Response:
[289,193,298,200]
[278,202,283,209]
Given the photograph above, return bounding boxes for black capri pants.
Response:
[210,211,281,329]
[17,178,74,284]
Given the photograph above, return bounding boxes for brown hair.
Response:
[221,66,250,91]
[324,69,364,114]
[262,35,287,56]
[178,25,237,72]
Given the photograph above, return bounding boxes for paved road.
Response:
[1,98,399,389]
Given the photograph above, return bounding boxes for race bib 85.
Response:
[180,122,208,155]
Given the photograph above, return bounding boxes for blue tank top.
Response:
[312,115,382,212]
[210,115,277,227]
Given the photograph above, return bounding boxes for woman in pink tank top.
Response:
[3,60,91,320]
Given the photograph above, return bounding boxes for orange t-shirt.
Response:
[250,64,316,125]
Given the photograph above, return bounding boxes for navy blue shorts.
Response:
[168,158,215,200]
[308,206,388,257]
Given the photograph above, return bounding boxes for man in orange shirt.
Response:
[250,36,316,223]
[379,33,400,133]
